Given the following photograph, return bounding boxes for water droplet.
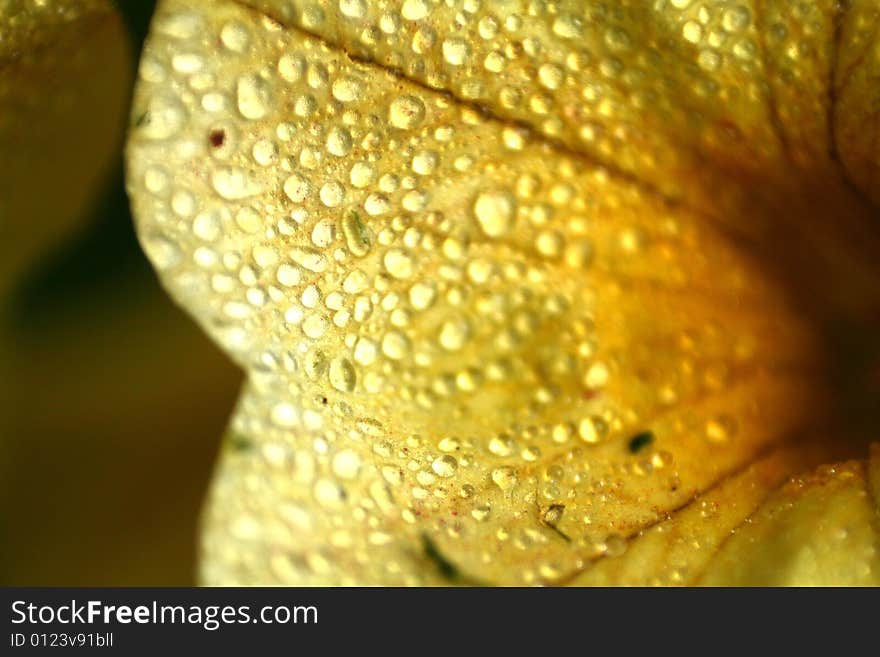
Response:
[698,49,721,71]
[552,14,582,39]
[683,21,703,44]
[326,126,353,157]
[252,139,277,166]
[220,21,250,52]
[311,219,335,248]
[332,449,362,479]
[331,75,362,102]
[139,95,186,140]
[389,95,426,130]
[270,402,298,428]
[329,357,356,392]
[409,282,436,310]
[536,230,563,258]
[278,53,305,82]
[578,416,608,444]
[412,150,438,175]
[382,331,411,360]
[722,6,751,32]
[471,505,491,521]
[584,361,610,389]
[339,0,367,20]
[276,263,301,287]
[492,466,518,491]
[294,93,318,117]
[438,437,460,452]
[192,208,222,241]
[474,190,516,237]
[705,415,737,444]
[353,337,378,366]
[432,455,458,478]
[401,0,429,21]
[171,53,203,74]
[484,51,505,73]
[319,181,345,207]
[212,167,262,199]
[552,423,574,444]
[364,193,391,216]
[439,317,470,351]
[314,478,346,509]
[235,206,261,233]
[237,74,270,119]
[383,248,415,279]
[155,10,203,39]
[564,240,593,268]
[442,38,470,66]
[303,313,329,338]
[283,173,311,203]
[350,161,376,188]
[538,63,564,90]
[489,435,514,457]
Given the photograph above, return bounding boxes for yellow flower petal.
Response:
[568,438,866,585]
[834,0,880,208]
[0,0,130,297]
[697,445,880,586]
[127,0,880,584]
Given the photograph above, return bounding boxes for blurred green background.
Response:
[0,1,242,585]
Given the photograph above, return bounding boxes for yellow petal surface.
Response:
[126,0,880,584]
[568,438,868,586]
[698,447,880,586]
[0,0,130,297]
[834,0,880,208]
[240,0,880,319]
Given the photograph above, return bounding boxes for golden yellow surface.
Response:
[120,0,880,585]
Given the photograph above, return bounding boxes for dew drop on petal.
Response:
[432,455,458,478]
[383,248,415,279]
[283,173,311,203]
[332,449,362,479]
[473,190,516,237]
[329,357,356,392]
[389,95,426,130]
[492,466,518,491]
[236,73,270,119]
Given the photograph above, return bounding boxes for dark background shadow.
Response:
[1,1,243,585]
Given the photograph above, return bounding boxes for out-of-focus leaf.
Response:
[127,0,880,585]
[0,0,131,298]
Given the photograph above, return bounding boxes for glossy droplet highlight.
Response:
[389,95,426,129]
[473,190,516,237]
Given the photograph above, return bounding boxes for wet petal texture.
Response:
[0,0,130,296]
[698,446,880,585]
[127,0,880,584]
[835,0,880,209]
[239,0,880,319]
[571,439,879,585]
